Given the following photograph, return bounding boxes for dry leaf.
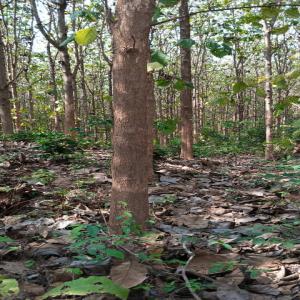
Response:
[175,214,209,229]
[110,259,148,288]
[188,250,237,275]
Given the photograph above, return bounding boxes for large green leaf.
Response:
[173,79,193,91]
[286,69,300,80]
[256,87,266,97]
[206,41,232,58]
[0,276,19,298]
[285,7,300,18]
[271,25,289,35]
[232,81,248,94]
[272,75,288,90]
[151,50,168,66]
[40,276,129,300]
[156,78,172,88]
[159,0,180,7]
[177,38,196,49]
[147,62,164,72]
[75,27,97,46]
[260,7,280,19]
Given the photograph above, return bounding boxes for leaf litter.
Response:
[0,142,300,299]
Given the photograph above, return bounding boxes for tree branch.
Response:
[31,0,60,49]
[152,3,300,26]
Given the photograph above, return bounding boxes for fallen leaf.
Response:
[175,215,209,229]
[110,260,147,288]
[188,250,238,275]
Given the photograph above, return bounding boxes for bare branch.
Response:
[31,0,60,49]
[152,3,300,27]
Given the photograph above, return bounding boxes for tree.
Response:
[262,16,276,160]
[0,27,14,134]
[109,0,155,231]
[31,0,75,135]
[179,0,193,159]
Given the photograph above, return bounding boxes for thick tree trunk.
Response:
[0,30,14,134]
[263,20,274,160]
[109,0,155,231]
[179,0,193,160]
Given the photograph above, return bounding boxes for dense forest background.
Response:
[0,0,299,158]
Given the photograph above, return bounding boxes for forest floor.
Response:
[0,141,300,300]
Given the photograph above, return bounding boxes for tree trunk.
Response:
[179,0,193,160]
[109,0,155,231]
[263,20,274,160]
[47,43,60,131]
[57,0,75,135]
[0,30,14,134]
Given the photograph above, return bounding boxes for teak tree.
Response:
[109,0,156,231]
[179,0,193,160]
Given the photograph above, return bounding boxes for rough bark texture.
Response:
[57,0,75,135]
[263,20,274,160]
[0,30,14,134]
[179,0,193,160]
[109,0,155,231]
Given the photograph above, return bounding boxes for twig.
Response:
[179,242,202,300]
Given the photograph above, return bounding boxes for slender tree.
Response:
[31,0,75,135]
[179,0,193,159]
[263,19,275,160]
[0,28,14,134]
[109,0,156,231]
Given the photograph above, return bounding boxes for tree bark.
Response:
[109,0,155,231]
[57,0,75,134]
[263,20,274,160]
[0,29,14,134]
[179,0,193,160]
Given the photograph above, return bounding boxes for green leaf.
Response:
[222,243,233,250]
[159,0,180,7]
[232,81,248,94]
[206,41,232,58]
[260,7,280,19]
[0,236,14,242]
[41,276,129,300]
[104,249,125,260]
[147,62,164,72]
[75,27,97,46]
[272,75,288,89]
[155,118,177,135]
[153,7,163,22]
[285,7,300,18]
[156,78,172,88]
[151,50,168,67]
[59,34,75,48]
[0,276,19,298]
[271,25,289,35]
[173,79,193,91]
[177,38,196,49]
[286,69,300,80]
[256,87,266,97]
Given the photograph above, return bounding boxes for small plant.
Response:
[208,239,233,251]
[208,260,237,274]
[36,132,82,160]
[25,169,56,185]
